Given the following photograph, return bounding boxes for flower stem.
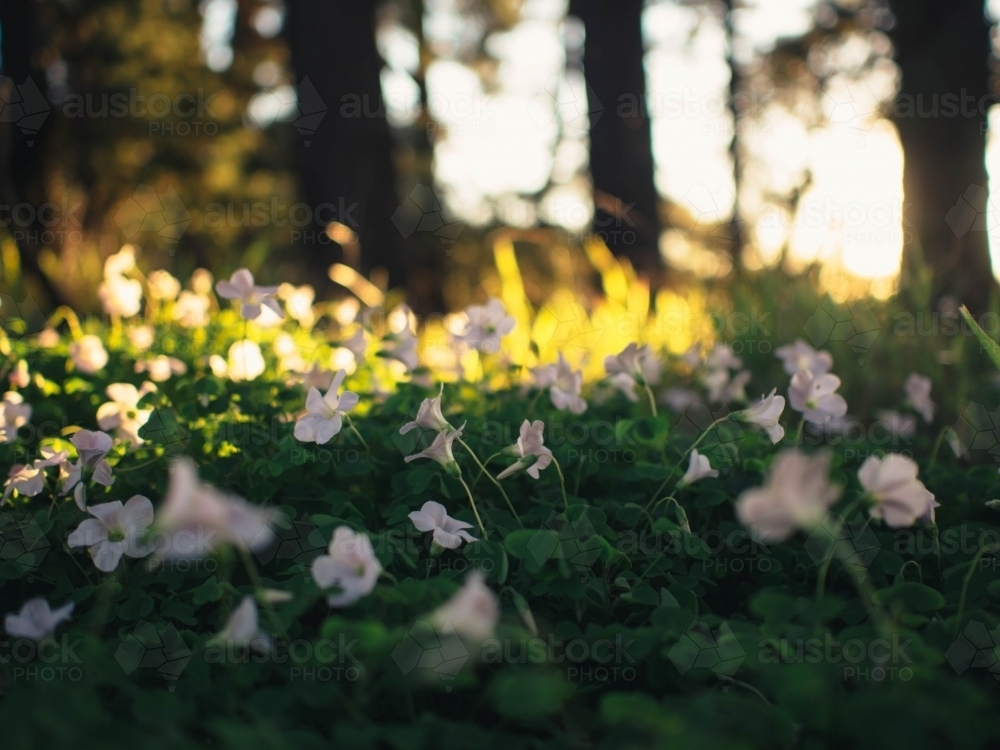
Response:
[794,418,805,446]
[552,457,570,512]
[815,500,863,600]
[929,426,949,470]
[457,437,522,528]
[345,416,370,452]
[457,474,489,540]
[956,544,994,635]
[643,383,658,417]
[239,548,288,640]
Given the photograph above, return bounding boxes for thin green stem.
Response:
[794,418,805,447]
[815,499,863,600]
[552,457,570,511]
[929,426,949,470]
[457,437,522,527]
[956,545,994,635]
[457,474,489,540]
[239,548,288,641]
[471,451,504,490]
[345,417,370,452]
[643,383,658,417]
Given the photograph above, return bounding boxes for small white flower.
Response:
[278,283,316,327]
[311,526,382,607]
[69,335,108,374]
[2,464,45,503]
[341,328,368,363]
[173,291,211,328]
[191,268,214,295]
[679,449,718,487]
[157,458,278,559]
[497,420,553,480]
[8,360,29,389]
[680,344,702,370]
[453,298,515,354]
[605,343,661,400]
[299,364,336,392]
[736,389,786,443]
[704,344,742,372]
[127,325,155,351]
[736,450,842,542]
[104,246,136,276]
[5,599,73,641]
[405,424,465,473]
[67,495,154,572]
[226,340,266,382]
[409,501,478,549]
[788,370,847,425]
[97,382,156,447]
[147,270,181,301]
[215,268,282,321]
[60,429,115,509]
[383,329,419,371]
[98,274,143,318]
[400,385,451,434]
[216,597,270,649]
[430,570,499,642]
[533,353,586,415]
[663,388,700,413]
[858,454,938,527]
[875,410,916,439]
[704,368,751,404]
[775,340,833,376]
[294,370,359,444]
[904,373,935,423]
[135,355,187,382]
[0,392,32,444]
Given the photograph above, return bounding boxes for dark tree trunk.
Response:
[570,0,662,277]
[889,0,996,312]
[284,0,406,293]
[0,0,65,307]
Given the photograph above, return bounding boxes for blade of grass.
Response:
[960,305,1000,371]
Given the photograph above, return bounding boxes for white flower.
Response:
[60,429,115,509]
[341,328,368,362]
[157,458,278,559]
[311,526,382,607]
[382,329,419,371]
[104,246,136,276]
[400,385,451,434]
[67,495,154,572]
[605,343,661,400]
[98,274,143,318]
[430,571,499,642]
[294,370,359,444]
[405,424,465,472]
[679,449,718,487]
[135,355,187,382]
[36,328,60,348]
[9,360,29,389]
[191,268,214,294]
[173,291,211,328]
[788,370,848,425]
[299,364,335,392]
[215,268,282,321]
[497,420,553,480]
[680,344,702,369]
[736,389,786,443]
[736,450,842,542]
[216,597,270,649]
[69,335,108,374]
[409,501,478,549]
[875,410,916,439]
[278,283,315,327]
[858,454,938,527]
[226,340,266,382]
[0,391,32,444]
[97,382,156,446]
[2,464,45,503]
[533,353,587,415]
[704,368,751,404]
[904,373,935,423]
[147,270,181,301]
[453,298,515,354]
[775,340,833,376]
[704,344,742,371]
[5,599,73,641]
[127,325,155,351]
[663,388,699,413]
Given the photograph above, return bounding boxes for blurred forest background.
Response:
[3,0,1000,316]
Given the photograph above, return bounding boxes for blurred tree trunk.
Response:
[889,0,996,312]
[285,0,407,293]
[570,0,662,277]
[0,0,65,307]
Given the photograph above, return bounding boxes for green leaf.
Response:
[961,305,1000,371]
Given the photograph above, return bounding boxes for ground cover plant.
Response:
[4,242,1000,749]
